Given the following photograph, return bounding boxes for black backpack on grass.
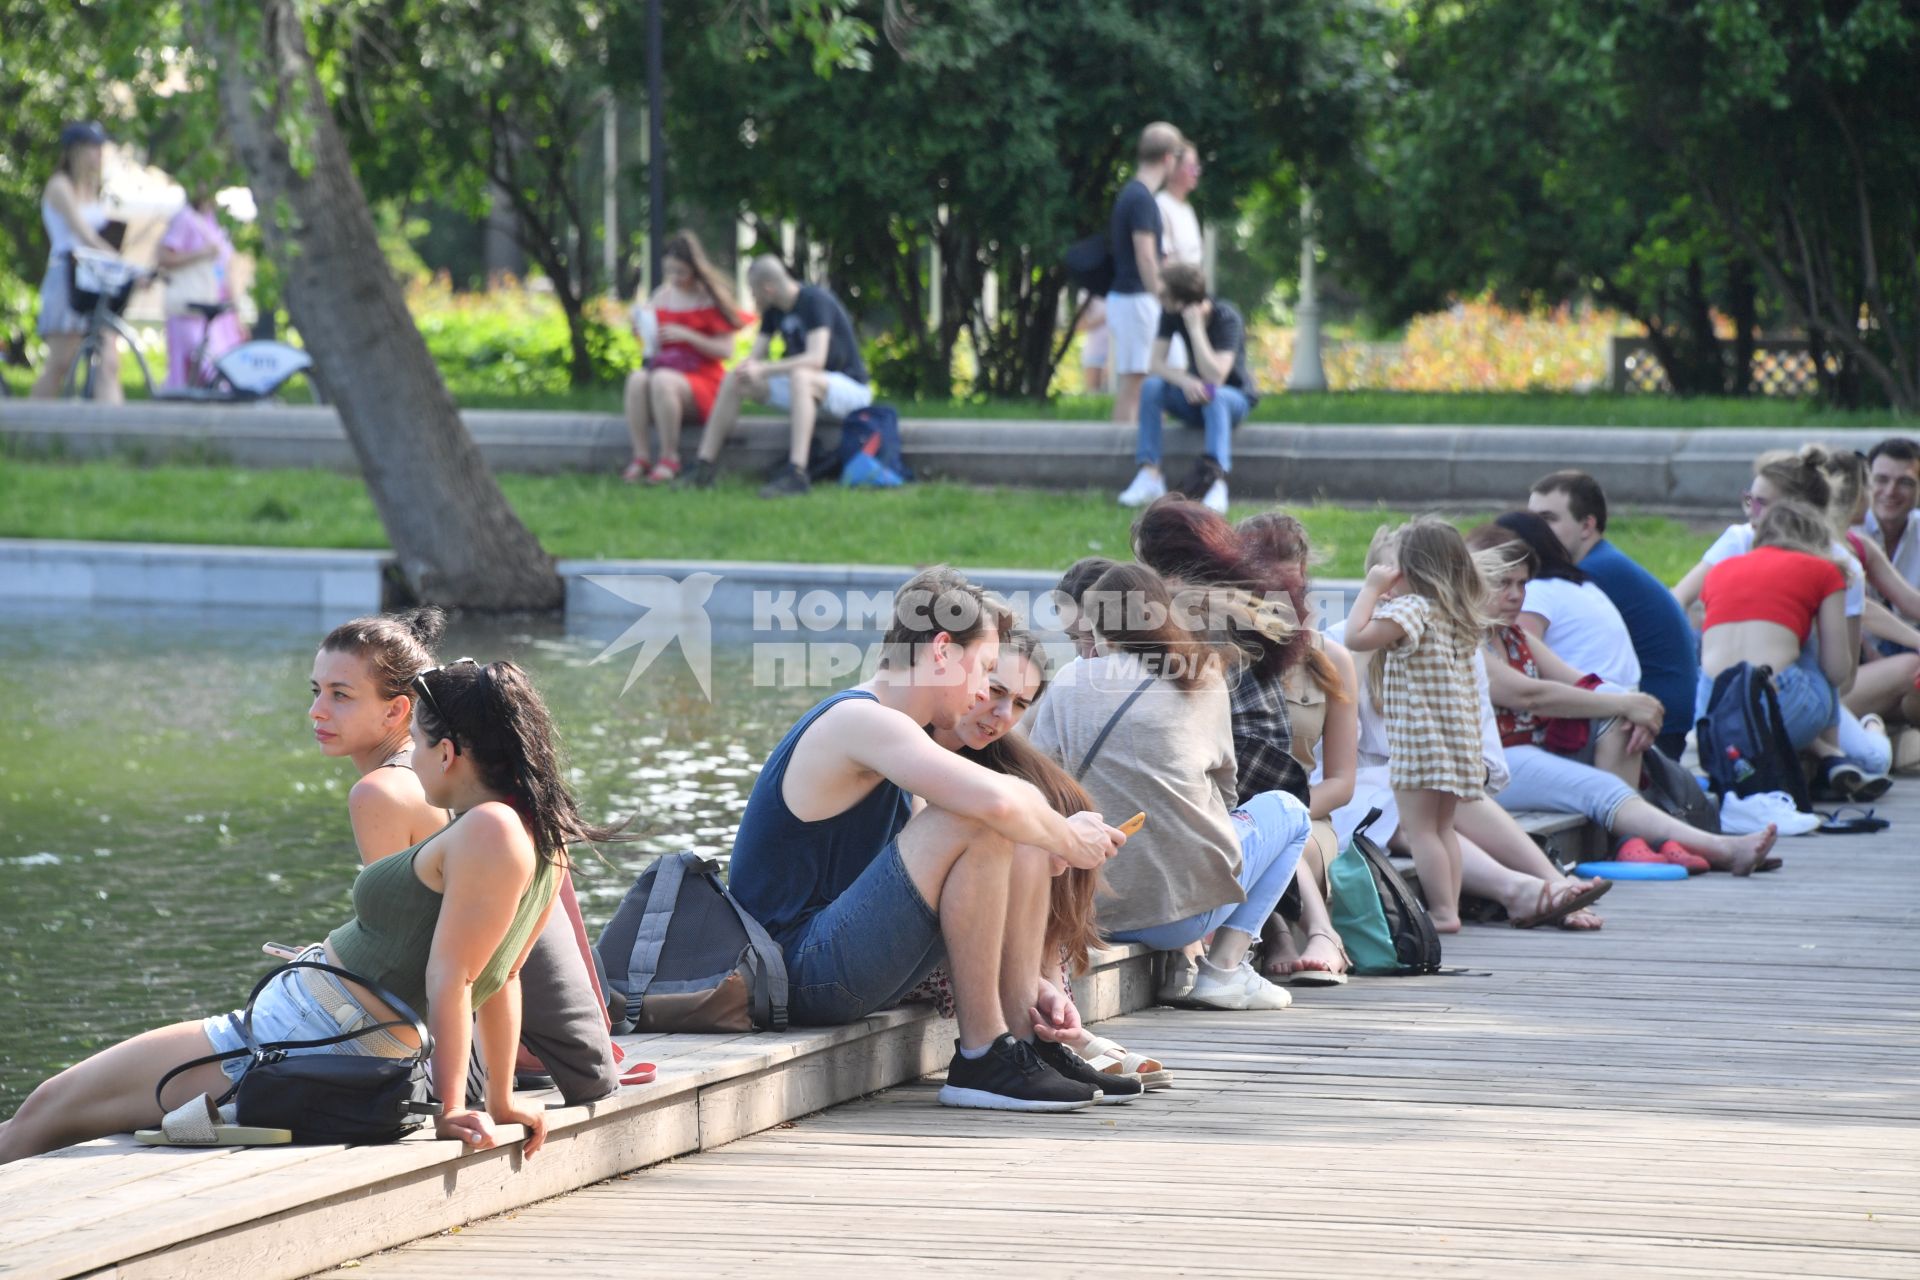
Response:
[596,853,789,1034]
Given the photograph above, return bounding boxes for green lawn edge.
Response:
[0,457,1715,584]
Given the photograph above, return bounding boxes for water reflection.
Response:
[0,602,844,1111]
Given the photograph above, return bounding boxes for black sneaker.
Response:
[937,1034,1099,1112]
[758,462,812,498]
[1033,1039,1142,1104]
[677,458,718,489]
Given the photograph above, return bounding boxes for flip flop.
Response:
[1079,1035,1171,1091]
[1509,878,1612,929]
[620,1060,658,1086]
[1818,807,1890,835]
[1287,928,1351,987]
[135,1094,292,1148]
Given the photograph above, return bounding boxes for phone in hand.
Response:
[261,941,300,960]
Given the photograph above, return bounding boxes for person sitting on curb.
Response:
[309,609,620,1104]
[1527,470,1699,759]
[1116,263,1257,516]
[726,567,1129,1112]
[1469,522,1782,876]
[1028,562,1313,1011]
[0,660,609,1164]
[680,255,872,499]
[919,628,1149,1101]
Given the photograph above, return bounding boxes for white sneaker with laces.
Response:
[1722,789,1820,836]
[1201,478,1229,513]
[1187,958,1293,1011]
[1118,466,1167,508]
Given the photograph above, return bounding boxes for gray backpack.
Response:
[595,853,789,1033]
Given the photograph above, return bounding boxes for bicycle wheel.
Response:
[103,314,156,399]
[65,336,98,399]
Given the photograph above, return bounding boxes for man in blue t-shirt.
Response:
[1104,121,1184,427]
[1529,470,1698,759]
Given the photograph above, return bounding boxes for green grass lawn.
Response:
[0,456,1715,583]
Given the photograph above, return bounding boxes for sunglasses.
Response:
[412,657,479,748]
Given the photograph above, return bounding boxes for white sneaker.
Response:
[1201,478,1229,514]
[1118,466,1167,508]
[1188,958,1293,1011]
[1721,789,1820,837]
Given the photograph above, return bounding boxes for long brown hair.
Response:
[960,732,1103,974]
[412,660,630,865]
[1084,562,1248,691]
[662,229,744,326]
[1235,511,1351,702]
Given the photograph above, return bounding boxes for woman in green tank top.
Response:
[0,660,625,1165]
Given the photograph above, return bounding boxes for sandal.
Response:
[621,456,650,484]
[135,1093,292,1148]
[1510,878,1612,930]
[1288,928,1351,987]
[646,458,681,485]
[1818,806,1890,835]
[1556,906,1604,931]
[1655,840,1712,876]
[1079,1035,1172,1091]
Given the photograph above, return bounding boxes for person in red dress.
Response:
[622,230,750,484]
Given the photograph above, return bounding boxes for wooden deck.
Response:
[336,794,1920,1277]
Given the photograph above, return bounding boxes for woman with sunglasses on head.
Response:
[308,614,620,1106]
[0,658,615,1165]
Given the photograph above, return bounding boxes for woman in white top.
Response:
[31,122,123,403]
[1495,510,1640,687]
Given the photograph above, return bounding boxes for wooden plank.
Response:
[333,788,1920,1277]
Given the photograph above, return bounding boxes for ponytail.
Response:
[412,660,630,863]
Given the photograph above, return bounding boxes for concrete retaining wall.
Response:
[2,399,1886,511]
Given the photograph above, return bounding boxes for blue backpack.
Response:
[810,404,912,485]
[1695,663,1811,811]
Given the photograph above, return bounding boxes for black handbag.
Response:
[157,960,442,1145]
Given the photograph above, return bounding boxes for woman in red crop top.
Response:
[622,230,750,485]
[1699,500,1853,749]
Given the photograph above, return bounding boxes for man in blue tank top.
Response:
[729,567,1130,1112]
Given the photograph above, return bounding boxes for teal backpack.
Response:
[1327,808,1443,976]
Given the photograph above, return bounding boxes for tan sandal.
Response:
[1080,1035,1172,1090]
[135,1093,292,1148]
[1288,928,1351,986]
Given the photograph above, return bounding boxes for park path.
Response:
[338,796,1920,1278]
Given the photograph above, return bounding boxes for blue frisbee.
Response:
[1574,861,1688,881]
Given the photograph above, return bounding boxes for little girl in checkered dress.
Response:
[1343,519,1490,932]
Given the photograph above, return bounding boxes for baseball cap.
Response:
[59,121,109,148]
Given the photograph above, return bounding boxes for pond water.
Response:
[0,603,836,1112]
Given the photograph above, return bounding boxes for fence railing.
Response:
[1608,336,1838,397]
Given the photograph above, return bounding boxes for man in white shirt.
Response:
[1154,146,1204,370]
[1855,437,1920,619]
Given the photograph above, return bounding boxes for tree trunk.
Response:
[195,0,562,609]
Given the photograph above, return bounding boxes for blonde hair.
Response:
[1138,122,1185,166]
[1753,498,1843,563]
[1363,519,1491,703]
[1803,443,1867,534]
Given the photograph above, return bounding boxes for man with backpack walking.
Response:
[1104,122,1184,426]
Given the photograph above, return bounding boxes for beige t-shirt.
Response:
[1024,652,1243,934]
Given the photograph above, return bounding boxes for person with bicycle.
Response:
[157,181,245,391]
[31,122,125,403]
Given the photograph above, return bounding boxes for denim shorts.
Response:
[784,841,946,1026]
[201,945,416,1085]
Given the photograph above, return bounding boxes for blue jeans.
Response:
[1107,790,1313,951]
[784,841,946,1025]
[1136,376,1251,473]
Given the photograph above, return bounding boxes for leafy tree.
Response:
[663,0,1368,398]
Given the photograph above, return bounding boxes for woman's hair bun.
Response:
[398,606,448,648]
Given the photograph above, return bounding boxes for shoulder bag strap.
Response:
[155,959,434,1112]
[625,853,691,1012]
[1075,676,1157,780]
[714,871,790,1031]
